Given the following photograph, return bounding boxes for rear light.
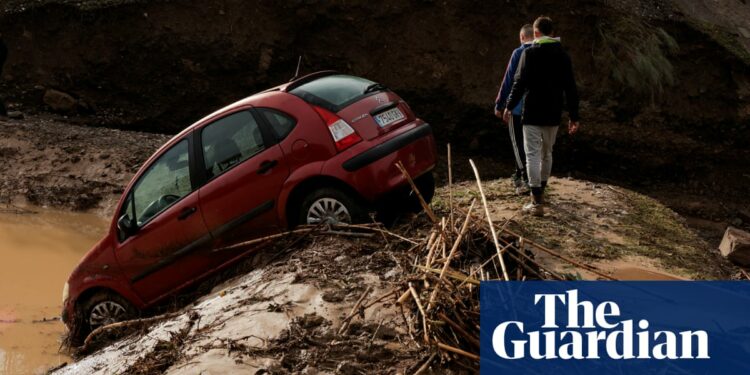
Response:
[312,106,362,152]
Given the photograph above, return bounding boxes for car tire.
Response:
[298,187,367,225]
[75,291,136,344]
[407,172,435,213]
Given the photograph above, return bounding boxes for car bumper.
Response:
[324,120,437,202]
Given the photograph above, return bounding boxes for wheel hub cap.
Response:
[306,198,352,225]
[89,301,127,328]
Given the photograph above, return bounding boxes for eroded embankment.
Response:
[51,176,733,374]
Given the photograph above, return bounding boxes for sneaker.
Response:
[513,178,529,195]
[522,202,544,217]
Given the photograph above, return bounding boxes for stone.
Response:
[738,27,750,39]
[719,226,750,266]
[43,89,77,113]
[7,111,23,119]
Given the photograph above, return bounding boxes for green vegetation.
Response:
[595,17,679,100]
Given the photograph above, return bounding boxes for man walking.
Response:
[495,24,534,195]
[504,16,580,217]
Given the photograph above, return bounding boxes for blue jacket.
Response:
[495,42,531,116]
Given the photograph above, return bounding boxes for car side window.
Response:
[258,108,296,140]
[132,139,192,226]
[202,111,265,179]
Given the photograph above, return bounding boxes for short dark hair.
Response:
[520,24,534,39]
[533,16,553,36]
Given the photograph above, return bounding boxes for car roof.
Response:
[145,71,340,168]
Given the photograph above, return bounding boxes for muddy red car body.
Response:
[61,72,437,337]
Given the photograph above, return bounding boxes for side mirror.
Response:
[117,214,138,239]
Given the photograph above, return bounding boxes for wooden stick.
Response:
[412,351,438,375]
[435,341,480,361]
[335,223,419,245]
[740,268,750,281]
[427,200,476,310]
[438,312,480,348]
[213,227,313,252]
[82,312,181,349]
[338,286,373,335]
[500,227,617,280]
[397,289,412,304]
[416,265,480,286]
[396,161,438,223]
[408,283,430,343]
[469,159,509,281]
[447,143,454,230]
[341,289,398,324]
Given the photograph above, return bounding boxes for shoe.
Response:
[522,202,544,217]
[513,178,529,195]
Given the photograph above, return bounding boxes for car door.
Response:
[114,137,213,304]
[196,109,290,263]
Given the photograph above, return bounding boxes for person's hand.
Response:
[502,109,511,124]
[494,109,503,119]
[568,120,580,135]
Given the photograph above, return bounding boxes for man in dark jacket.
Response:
[495,24,534,195]
[504,16,580,216]
[0,33,7,116]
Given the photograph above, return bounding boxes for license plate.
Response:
[374,107,405,127]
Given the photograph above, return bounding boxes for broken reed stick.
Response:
[438,312,480,349]
[427,200,477,310]
[740,268,750,281]
[397,290,412,304]
[500,227,617,280]
[416,265,480,286]
[338,286,373,335]
[395,161,438,223]
[435,341,480,361]
[336,223,419,245]
[81,312,182,349]
[340,289,398,325]
[213,227,314,252]
[448,143,454,230]
[469,159,510,281]
[408,283,430,344]
[412,351,438,375]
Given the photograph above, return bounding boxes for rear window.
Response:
[289,74,380,111]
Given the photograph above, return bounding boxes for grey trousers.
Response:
[523,125,559,188]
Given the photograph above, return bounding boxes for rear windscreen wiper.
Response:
[364,83,388,94]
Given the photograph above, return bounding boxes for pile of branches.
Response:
[388,159,616,372]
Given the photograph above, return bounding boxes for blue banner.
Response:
[480,281,750,374]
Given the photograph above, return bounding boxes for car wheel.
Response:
[407,172,435,213]
[82,291,136,333]
[299,187,367,225]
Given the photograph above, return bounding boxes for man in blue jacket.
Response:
[504,16,580,217]
[495,24,534,195]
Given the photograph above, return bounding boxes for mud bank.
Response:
[0,115,168,212]
[50,177,733,374]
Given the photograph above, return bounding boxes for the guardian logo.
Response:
[492,289,709,360]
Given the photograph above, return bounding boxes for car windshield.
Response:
[289,74,378,111]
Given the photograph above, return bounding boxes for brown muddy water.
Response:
[0,207,107,375]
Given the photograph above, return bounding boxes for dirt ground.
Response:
[48,171,736,374]
[0,115,168,213]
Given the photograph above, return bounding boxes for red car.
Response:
[61,71,437,341]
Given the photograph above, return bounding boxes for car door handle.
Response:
[257,160,278,174]
[178,207,197,220]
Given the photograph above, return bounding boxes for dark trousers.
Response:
[509,114,527,181]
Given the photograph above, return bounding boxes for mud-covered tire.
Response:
[298,187,367,225]
[407,172,435,213]
[73,291,136,345]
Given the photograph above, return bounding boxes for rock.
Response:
[739,27,750,39]
[719,227,750,266]
[43,89,77,113]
